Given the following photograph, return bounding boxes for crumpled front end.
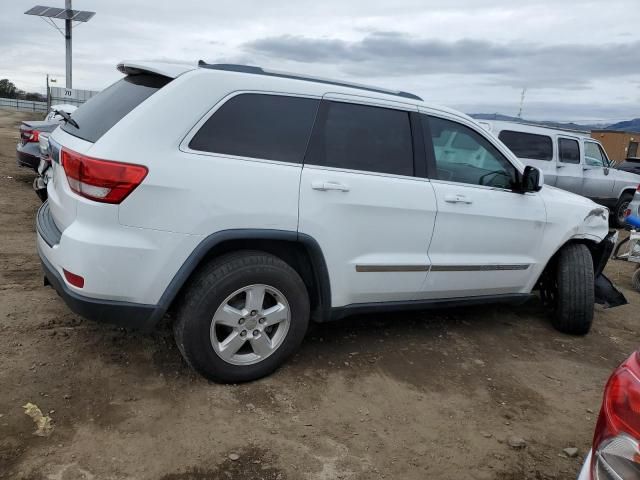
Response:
[590,230,627,308]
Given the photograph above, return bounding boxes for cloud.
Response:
[244,32,640,89]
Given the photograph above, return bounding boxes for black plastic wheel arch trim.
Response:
[148,229,333,327]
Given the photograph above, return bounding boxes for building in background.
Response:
[591,130,639,164]
[49,86,98,108]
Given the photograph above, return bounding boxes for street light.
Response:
[25,2,96,90]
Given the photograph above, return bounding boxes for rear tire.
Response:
[173,251,310,383]
[551,243,595,335]
[613,193,633,229]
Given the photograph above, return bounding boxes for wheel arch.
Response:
[618,186,637,201]
[535,236,604,289]
[150,230,331,327]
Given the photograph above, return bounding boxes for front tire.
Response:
[551,243,595,335]
[173,251,310,383]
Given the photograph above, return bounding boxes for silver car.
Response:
[482,121,640,227]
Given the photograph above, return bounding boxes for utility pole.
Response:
[517,87,527,119]
[65,0,72,89]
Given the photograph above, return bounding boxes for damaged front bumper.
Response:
[592,231,627,308]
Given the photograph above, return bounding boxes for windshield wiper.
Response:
[56,110,79,129]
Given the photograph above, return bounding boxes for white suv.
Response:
[37,61,625,382]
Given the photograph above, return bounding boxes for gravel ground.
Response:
[0,108,638,480]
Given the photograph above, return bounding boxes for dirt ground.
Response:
[0,107,638,480]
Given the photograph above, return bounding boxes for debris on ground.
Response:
[563,447,579,458]
[507,436,527,449]
[22,402,54,437]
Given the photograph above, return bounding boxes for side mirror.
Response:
[521,166,543,193]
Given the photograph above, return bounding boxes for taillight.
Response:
[21,129,40,144]
[61,148,148,204]
[591,351,640,479]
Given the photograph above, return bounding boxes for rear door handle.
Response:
[444,194,472,204]
[311,181,350,192]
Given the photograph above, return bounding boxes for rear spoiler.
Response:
[116,61,196,79]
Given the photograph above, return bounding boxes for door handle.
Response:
[311,181,350,192]
[444,194,472,204]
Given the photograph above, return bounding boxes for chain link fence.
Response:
[0,97,48,112]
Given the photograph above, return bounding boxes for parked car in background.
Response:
[16,104,76,171]
[480,121,640,228]
[577,350,640,480]
[33,131,52,202]
[16,120,57,170]
[37,61,625,383]
[45,104,77,122]
[616,156,640,176]
[625,185,640,220]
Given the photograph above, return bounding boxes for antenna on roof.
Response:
[517,87,527,119]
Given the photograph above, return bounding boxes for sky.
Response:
[1,0,638,123]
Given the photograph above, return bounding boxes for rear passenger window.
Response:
[498,130,552,161]
[189,94,319,164]
[559,138,580,164]
[305,101,413,176]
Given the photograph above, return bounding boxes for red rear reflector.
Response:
[61,148,148,204]
[63,269,85,288]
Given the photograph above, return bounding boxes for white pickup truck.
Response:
[481,120,640,227]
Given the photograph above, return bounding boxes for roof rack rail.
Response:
[197,61,423,101]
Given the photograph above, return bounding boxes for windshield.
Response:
[61,74,171,143]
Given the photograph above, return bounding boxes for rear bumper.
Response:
[35,200,187,331]
[16,143,40,170]
[39,245,161,330]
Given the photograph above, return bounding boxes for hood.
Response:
[542,184,602,209]
[608,166,640,184]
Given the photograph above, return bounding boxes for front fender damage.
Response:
[595,274,627,307]
[591,230,627,308]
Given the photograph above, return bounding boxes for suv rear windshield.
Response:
[498,130,553,161]
[61,74,171,143]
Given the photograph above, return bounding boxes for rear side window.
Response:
[306,101,413,176]
[62,74,170,143]
[498,130,553,161]
[189,94,319,164]
[558,138,580,164]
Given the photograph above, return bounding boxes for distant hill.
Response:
[470,114,640,133]
[606,118,640,133]
[469,113,602,132]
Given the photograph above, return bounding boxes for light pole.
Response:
[65,0,72,89]
[25,3,96,90]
